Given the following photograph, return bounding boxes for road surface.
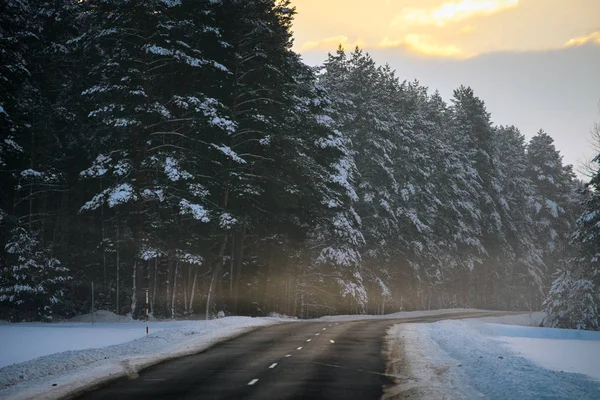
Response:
[72,312,504,400]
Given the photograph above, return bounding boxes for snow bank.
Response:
[317,308,489,322]
[489,323,600,381]
[68,310,135,323]
[386,315,600,399]
[0,316,280,400]
[473,311,545,327]
[0,314,197,368]
[267,312,298,320]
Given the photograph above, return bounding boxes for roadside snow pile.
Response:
[1,315,189,368]
[0,316,280,400]
[267,312,298,320]
[490,323,600,381]
[68,310,136,323]
[474,312,545,327]
[387,316,600,399]
[317,308,489,322]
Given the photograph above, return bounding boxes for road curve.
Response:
[71,311,505,400]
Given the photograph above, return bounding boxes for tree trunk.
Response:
[428,287,432,311]
[206,234,229,320]
[29,129,34,229]
[171,260,179,319]
[189,268,198,313]
[116,213,120,314]
[165,256,172,317]
[229,236,235,299]
[102,207,107,291]
[206,271,215,320]
[232,213,247,314]
[131,259,137,316]
[151,257,158,314]
[184,264,189,313]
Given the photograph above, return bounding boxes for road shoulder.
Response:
[382,323,475,400]
[384,316,600,399]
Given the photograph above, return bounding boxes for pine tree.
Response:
[493,126,544,309]
[0,0,588,320]
[449,86,506,307]
[77,0,225,316]
[0,0,32,219]
[0,215,71,321]
[527,131,579,284]
[319,48,404,309]
[543,125,600,330]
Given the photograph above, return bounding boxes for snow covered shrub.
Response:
[0,223,71,321]
[543,269,599,330]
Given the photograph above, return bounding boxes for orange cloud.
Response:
[379,34,470,58]
[460,25,477,34]
[392,0,519,28]
[565,31,600,47]
[298,35,365,52]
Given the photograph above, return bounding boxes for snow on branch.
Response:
[212,144,247,164]
[179,199,210,222]
[80,183,138,212]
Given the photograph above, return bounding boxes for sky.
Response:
[290,0,600,178]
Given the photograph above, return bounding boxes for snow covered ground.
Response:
[0,313,282,400]
[386,313,600,399]
[0,309,548,400]
[316,307,491,321]
[0,308,494,400]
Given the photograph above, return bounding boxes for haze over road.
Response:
[73,311,505,400]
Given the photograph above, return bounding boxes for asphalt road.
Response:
[72,312,503,400]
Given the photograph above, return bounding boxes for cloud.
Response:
[379,34,470,58]
[565,31,600,47]
[298,35,365,52]
[392,0,519,28]
[460,25,477,34]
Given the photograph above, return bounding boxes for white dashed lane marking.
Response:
[248,379,259,386]
[306,339,312,342]
[269,363,278,369]
[297,346,303,350]
[322,328,327,331]
[285,354,292,357]
[315,333,320,336]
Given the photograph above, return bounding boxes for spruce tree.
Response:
[543,127,600,330]
[527,131,579,281]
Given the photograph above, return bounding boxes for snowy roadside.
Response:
[316,308,492,322]
[385,313,600,399]
[0,316,283,400]
[0,308,515,400]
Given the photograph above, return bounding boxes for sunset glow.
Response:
[379,34,468,58]
[291,0,600,58]
[392,0,519,28]
[565,31,600,47]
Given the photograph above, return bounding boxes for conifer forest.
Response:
[1,0,599,329]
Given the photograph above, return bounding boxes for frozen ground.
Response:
[386,313,600,399]
[0,313,282,400]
